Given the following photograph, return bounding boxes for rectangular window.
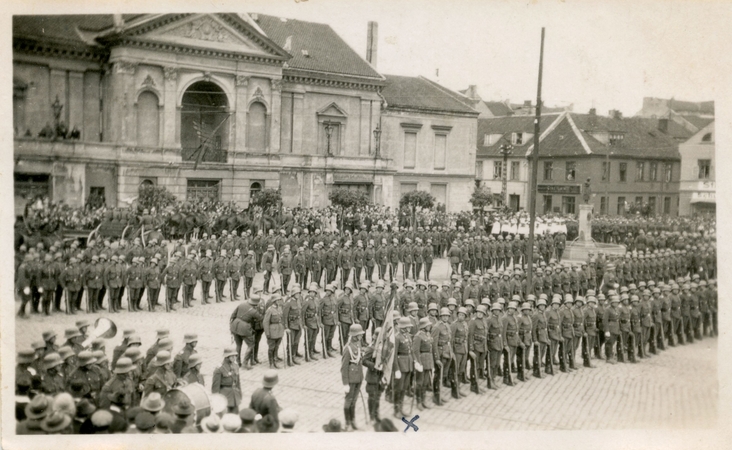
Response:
[665,162,673,182]
[609,133,624,147]
[648,196,656,214]
[431,184,447,208]
[493,161,503,179]
[617,196,626,215]
[401,182,418,194]
[543,195,553,214]
[510,161,520,181]
[543,161,553,180]
[434,134,447,169]
[404,132,417,169]
[635,196,643,205]
[600,196,607,215]
[512,132,523,145]
[602,161,610,182]
[698,159,711,179]
[187,179,221,202]
[619,162,627,182]
[562,196,576,215]
[475,161,483,179]
[664,196,671,214]
[649,162,658,181]
[636,161,645,181]
[566,161,576,181]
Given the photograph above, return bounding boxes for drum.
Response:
[163,382,211,423]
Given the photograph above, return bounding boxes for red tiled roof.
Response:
[381,75,479,115]
[253,14,382,80]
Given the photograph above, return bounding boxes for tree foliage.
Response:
[469,186,494,210]
[399,190,435,210]
[137,185,177,212]
[250,188,282,210]
[329,187,371,210]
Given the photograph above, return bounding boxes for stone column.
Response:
[578,203,593,242]
[68,71,84,134]
[269,79,282,153]
[235,75,249,152]
[360,99,371,156]
[292,92,304,154]
[109,61,137,144]
[162,67,178,148]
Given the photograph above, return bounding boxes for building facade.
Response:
[476,110,682,217]
[380,75,478,212]
[678,121,715,216]
[16,13,465,215]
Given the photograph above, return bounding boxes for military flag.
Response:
[374,290,396,383]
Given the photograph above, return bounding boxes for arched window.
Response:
[137,91,160,147]
[181,81,229,163]
[250,181,263,199]
[247,102,267,153]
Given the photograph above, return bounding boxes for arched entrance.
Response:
[180,81,230,163]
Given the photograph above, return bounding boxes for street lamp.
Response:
[499,142,514,208]
[324,121,334,156]
[373,124,382,158]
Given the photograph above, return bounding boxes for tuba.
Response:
[81,317,118,348]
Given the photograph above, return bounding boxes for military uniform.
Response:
[282,295,303,365]
[212,359,242,412]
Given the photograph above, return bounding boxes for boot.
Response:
[629,348,637,364]
[344,407,351,430]
[568,355,577,371]
[268,353,274,369]
[533,357,543,378]
[350,405,359,429]
[460,373,468,385]
[394,402,402,418]
[450,381,459,399]
[503,370,514,386]
[517,365,526,382]
[421,396,431,410]
[470,379,480,394]
[617,349,625,363]
[477,368,485,380]
[583,354,595,368]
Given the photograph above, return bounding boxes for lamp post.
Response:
[499,142,514,208]
[373,124,382,158]
[324,121,334,156]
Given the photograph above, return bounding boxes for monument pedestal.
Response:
[564,203,625,261]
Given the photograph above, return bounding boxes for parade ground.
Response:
[14,258,718,432]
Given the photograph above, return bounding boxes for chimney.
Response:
[523,100,532,107]
[366,21,378,67]
[284,36,292,52]
[465,85,478,100]
[113,14,124,31]
[589,108,596,116]
[658,118,669,133]
[609,109,622,119]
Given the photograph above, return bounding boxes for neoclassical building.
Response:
[13,13,424,214]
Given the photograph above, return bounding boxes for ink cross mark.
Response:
[402,415,420,432]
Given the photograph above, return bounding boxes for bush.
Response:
[329,188,371,210]
[138,185,177,212]
[469,186,494,210]
[251,188,282,211]
[399,190,435,210]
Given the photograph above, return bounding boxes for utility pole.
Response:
[527,28,545,291]
[499,143,513,208]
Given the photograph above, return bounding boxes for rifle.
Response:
[64,290,70,315]
[284,330,292,369]
[85,290,90,314]
[338,323,344,355]
[503,347,514,385]
[164,285,170,313]
[303,327,311,362]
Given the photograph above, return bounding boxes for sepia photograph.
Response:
[3,0,729,448]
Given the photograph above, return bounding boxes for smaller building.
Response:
[380,75,479,212]
[678,121,715,216]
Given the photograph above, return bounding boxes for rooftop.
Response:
[381,75,479,115]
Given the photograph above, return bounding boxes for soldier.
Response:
[400,238,413,282]
[230,294,261,369]
[670,284,684,344]
[198,250,214,304]
[532,297,552,377]
[629,295,642,363]
[559,295,576,371]
[387,238,399,283]
[448,240,461,277]
[39,353,65,395]
[602,295,622,364]
[100,357,137,409]
[16,254,35,318]
[354,283,371,341]
[145,257,163,312]
[362,327,385,422]
[294,246,307,290]
[546,297,563,370]
[325,242,338,285]
[467,304,489,393]
[412,318,437,410]
[83,255,103,313]
[212,348,242,413]
[263,294,285,369]
[261,245,275,294]
[369,280,388,332]
[375,239,388,282]
[277,246,293,295]
[319,284,338,357]
[353,240,364,288]
[392,317,415,418]
[450,306,469,386]
[432,307,458,400]
[127,257,146,311]
[60,257,83,315]
[341,323,365,430]
[143,351,177,398]
[583,295,598,368]
[517,302,533,381]
[572,296,585,367]
[173,334,198,379]
[183,354,204,386]
[66,350,102,403]
[501,301,520,385]
[282,287,304,366]
[161,256,181,312]
[249,370,281,428]
[302,284,321,360]
[310,243,324,288]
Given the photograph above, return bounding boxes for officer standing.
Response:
[392,317,414,418]
[319,284,338,357]
[517,302,533,381]
[336,283,356,353]
[213,250,229,302]
[212,348,242,413]
[173,334,198,378]
[302,284,321,359]
[198,250,214,304]
[354,283,371,341]
[602,295,622,364]
[341,324,365,430]
[263,294,285,369]
[262,245,275,294]
[161,256,181,312]
[450,306,469,386]
[227,250,242,301]
[467,304,488,393]
[412,318,437,410]
[145,258,163,311]
[282,287,303,366]
[362,327,385,422]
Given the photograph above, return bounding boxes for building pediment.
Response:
[317,102,348,118]
[100,13,291,62]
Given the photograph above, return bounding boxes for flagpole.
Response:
[527,28,545,291]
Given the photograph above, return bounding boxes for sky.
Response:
[237,0,730,116]
[5,0,731,117]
